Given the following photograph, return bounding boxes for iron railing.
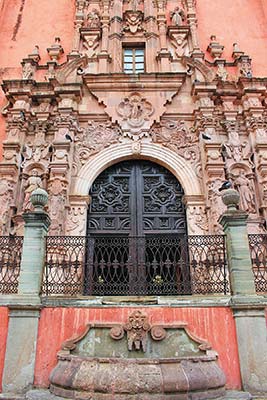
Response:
[0,236,23,294]
[248,234,267,293]
[42,235,229,296]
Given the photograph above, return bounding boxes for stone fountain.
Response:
[49,310,226,399]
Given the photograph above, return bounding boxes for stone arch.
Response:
[73,142,202,196]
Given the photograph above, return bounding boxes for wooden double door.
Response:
[86,160,189,295]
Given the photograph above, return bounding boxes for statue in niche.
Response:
[49,180,65,235]
[23,169,42,211]
[234,172,255,213]
[86,9,101,28]
[207,179,225,234]
[0,180,13,235]
[170,7,185,26]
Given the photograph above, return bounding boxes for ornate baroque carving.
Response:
[73,121,121,175]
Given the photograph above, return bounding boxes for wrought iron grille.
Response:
[0,236,23,294]
[248,234,267,293]
[43,235,229,296]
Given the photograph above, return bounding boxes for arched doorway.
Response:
[85,160,190,296]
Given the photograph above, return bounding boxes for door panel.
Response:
[86,160,188,295]
[87,160,186,236]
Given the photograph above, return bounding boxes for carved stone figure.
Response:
[239,58,252,78]
[123,310,151,352]
[234,172,255,213]
[0,180,13,235]
[86,9,100,28]
[216,64,228,81]
[49,179,66,235]
[22,63,34,80]
[23,169,42,211]
[207,180,225,234]
[171,7,185,26]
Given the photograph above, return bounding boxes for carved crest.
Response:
[123,10,144,34]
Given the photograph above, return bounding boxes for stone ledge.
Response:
[1,390,264,400]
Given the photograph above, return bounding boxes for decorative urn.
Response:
[30,188,49,211]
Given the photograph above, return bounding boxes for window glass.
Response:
[123,48,144,74]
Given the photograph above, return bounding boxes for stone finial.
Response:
[207,35,224,59]
[232,43,244,60]
[221,188,240,212]
[47,37,64,62]
[30,188,48,212]
[28,45,41,63]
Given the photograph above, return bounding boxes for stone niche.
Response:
[50,311,226,399]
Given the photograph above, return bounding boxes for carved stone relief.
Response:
[86,9,101,29]
[0,180,14,235]
[170,7,185,26]
[221,122,252,173]
[22,169,43,212]
[66,205,87,236]
[232,171,256,214]
[48,179,67,235]
[123,10,144,34]
[207,179,225,234]
[151,120,201,175]
[73,121,121,175]
[116,93,154,137]
[187,205,209,235]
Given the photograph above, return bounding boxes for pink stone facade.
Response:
[0,0,266,236]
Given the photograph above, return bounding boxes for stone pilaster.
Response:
[232,307,267,393]
[2,307,41,393]
[219,190,255,295]
[219,189,267,393]
[18,190,50,298]
[2,189,50,394]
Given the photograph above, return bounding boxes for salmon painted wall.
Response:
[34,307,242,390]
[197,0,267,77]
[0,0,75,158]
[0,307,9,392]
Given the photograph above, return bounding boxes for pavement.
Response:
[0,389,266,400]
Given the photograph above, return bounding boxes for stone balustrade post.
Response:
[218,188,255,295]
[2,189,50,394]
[18,188,51,298]
[219,188,267,394]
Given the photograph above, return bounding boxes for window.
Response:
[123,48,145,74]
